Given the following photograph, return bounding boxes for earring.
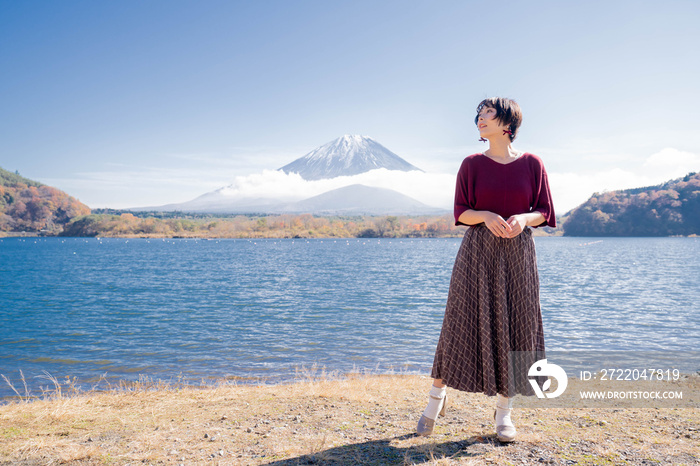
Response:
[479,137,487,142]
[502,130,513,136]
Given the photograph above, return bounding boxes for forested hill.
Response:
[0,167,90,234]
[563,172,700,236]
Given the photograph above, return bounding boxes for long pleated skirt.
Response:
[430,224,546,397]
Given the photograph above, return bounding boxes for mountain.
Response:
[279,134,422,180]
[283,184,444,215]
[135,134,432,215]
[0,166,90,234]
[562,172,700,236]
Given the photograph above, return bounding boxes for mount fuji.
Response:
[279,134,422,180]
[135,135,445,215]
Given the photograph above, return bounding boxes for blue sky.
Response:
[1,0,699,213]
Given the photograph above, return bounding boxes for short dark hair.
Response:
[474,97,523,142]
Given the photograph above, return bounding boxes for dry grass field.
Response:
[1,371,698,465]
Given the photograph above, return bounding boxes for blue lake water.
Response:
[1,236,698,399]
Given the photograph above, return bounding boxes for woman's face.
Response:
[477,105,508,137]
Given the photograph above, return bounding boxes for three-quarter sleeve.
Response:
[531,161,556,228]
[454,159,472,226]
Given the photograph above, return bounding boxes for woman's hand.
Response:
[505,214,528,238]
[457,209,542,238]
[483,211,512,238]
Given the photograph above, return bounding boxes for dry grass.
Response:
[0,370,698,465]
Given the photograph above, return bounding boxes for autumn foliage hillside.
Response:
[0,167,90,234]
[563,172,700,236]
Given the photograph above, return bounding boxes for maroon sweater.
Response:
[454,152,556,228]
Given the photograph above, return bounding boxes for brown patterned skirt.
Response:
[430,224,546,397]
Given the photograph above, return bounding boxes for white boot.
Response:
[417,385,447,436]
[494,393,516,442]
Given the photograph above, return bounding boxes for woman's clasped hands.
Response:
[483,212,527,238]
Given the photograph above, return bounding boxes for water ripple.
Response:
[1,236,698,398]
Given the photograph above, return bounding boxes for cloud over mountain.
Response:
[143,168,454,213]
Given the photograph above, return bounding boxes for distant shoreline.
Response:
[0,211,558,239]
[6,230,700,239]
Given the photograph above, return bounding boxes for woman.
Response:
[417,97,555,442]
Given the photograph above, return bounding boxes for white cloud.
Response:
[550,147,700,214]
[215,169,455,209]
[549,169,653,214]
[48,165,456,210]
[641,147,700,178]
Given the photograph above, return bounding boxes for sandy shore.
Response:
[1,373,698,465]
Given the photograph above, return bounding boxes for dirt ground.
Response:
[1,373,698,465]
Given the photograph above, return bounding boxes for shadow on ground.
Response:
[263,432,514,465]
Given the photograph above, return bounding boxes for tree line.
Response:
[59,212,464,238]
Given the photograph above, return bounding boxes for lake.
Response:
[1,236,698,399]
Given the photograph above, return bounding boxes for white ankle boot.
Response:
[494,401,516,442]
[417,385,447,436]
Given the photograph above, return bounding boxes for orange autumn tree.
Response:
[0,167,90,234]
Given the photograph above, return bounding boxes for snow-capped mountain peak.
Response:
[279,134,422,180]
